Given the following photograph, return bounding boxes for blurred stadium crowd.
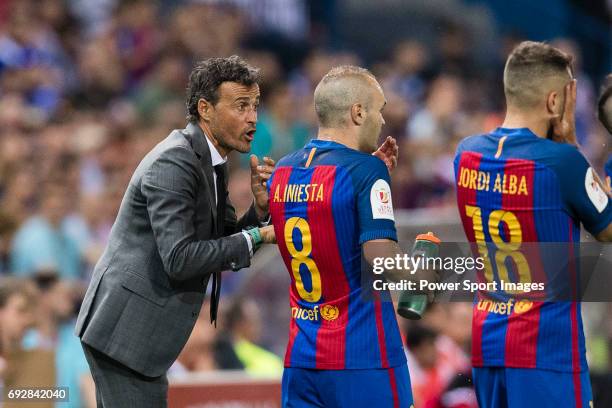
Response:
[0,0,609,407]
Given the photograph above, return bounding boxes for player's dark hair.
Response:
[186,55,260,123]
[597,74,612,134]
[504,41,574,108]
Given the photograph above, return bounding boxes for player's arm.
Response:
[557,146,612,243]
[588,169,612,242]
[594,162,612,241]
[357,157,437,285]
[551,82,612,240]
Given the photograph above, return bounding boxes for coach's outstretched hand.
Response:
[373,136,399,173]
[551,79,578,146]
[259,225,276,244]
[250,155,276,219]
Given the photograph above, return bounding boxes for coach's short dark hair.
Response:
[186,55,260,123]
[504,41,574,108]
[597,74,612,133]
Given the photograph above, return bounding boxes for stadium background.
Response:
[0,0,609,407]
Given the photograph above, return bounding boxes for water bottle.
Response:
[397,232,441,320]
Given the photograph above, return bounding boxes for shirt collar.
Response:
[204,133,227,166]
[305,139,348,150]
[493,127,538,138]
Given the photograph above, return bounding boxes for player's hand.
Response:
[606,176,612,197]
[551,79,578,146]
[259,225,276,244]
[373,136,399,173]
[250,155,275,219]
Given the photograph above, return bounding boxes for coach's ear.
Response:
[198,98,214,122]
[350,103,366,125]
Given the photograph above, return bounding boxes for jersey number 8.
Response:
[284,217,322,302]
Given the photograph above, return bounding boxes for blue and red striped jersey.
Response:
[454,127,612,372]
[268,139,407,369]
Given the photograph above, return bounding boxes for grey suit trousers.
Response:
[82,342,168,408]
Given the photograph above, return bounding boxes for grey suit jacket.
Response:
[75,122,260,377]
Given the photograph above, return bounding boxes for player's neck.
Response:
[501,112,548,139]
[316,127,359,150]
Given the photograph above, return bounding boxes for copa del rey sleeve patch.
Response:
[585,167,608,213]
[370,179,395,220]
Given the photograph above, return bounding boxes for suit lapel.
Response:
[182,122,217,230]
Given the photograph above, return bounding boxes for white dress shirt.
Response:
[204,133,227,205]
[203,134,254,255]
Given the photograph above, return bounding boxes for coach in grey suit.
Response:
[75,56,276,407]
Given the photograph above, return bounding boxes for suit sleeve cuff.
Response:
[241,231,254,257]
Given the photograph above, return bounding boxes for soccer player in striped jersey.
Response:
[268,66,428,407]
[455,41,612,408]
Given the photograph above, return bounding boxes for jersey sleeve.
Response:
[558,146,612,235]
[355,157,398,244]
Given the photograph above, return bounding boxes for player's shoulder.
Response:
[455,132,496,157]
[355,150,387,168]
[545,140,583,158]
[319,141,376,164]
[343,152,388,179]
[311,141,386,171]
[456,133,490,150]
[535,139,587,167]
[456,129,586,164]
[276,148,307,168]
